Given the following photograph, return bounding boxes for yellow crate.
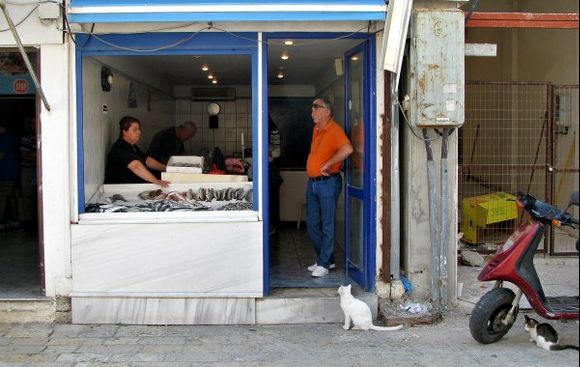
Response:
[461,192,518,244]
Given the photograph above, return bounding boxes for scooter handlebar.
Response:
[516,192,578,226]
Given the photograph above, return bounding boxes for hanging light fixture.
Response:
[281,53,289,60]
[207,73,214,79]
[277,71,284,79]
[202,64,209,71]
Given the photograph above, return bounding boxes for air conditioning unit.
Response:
[191,87,236,101]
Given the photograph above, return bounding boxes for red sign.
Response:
[13,79,29,94]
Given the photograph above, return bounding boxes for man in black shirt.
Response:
[146,121,197,165]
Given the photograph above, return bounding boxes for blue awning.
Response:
[67,0,387,23]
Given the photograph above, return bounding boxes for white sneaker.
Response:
[308,262,336,272]
[311,266,329,277]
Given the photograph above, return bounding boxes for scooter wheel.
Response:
[469,288,518,344]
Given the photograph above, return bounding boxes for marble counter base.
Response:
[72,297,255,324]
[71,221,263,295]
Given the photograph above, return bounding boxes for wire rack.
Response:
[460,82,579,255]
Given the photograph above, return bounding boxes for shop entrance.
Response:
[264,34,376,291]
[0,51,42,298]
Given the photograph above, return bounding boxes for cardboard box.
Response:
[461,192,518,244]
[166,156,203,174]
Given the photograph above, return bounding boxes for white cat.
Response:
[338,284,403,331]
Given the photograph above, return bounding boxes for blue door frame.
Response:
[262,32,377,293]
[343,39,377,291]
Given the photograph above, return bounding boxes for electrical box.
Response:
[409,8,464,127]
[38,2,61,20]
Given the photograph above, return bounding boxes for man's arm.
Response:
[320,142,353,176]
[145,156,167,172]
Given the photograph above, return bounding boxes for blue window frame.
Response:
[74,32,259,213]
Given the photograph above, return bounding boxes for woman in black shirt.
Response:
[105,116,170,188]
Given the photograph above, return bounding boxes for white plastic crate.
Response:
[166,156,204,174]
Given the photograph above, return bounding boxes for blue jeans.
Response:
[305,175,342,269]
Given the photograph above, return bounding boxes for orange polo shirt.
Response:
[306,119,351,177]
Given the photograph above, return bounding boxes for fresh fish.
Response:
[107,194,128,203]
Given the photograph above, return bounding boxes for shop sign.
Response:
[13,78,29,94]
[0,74,35,94]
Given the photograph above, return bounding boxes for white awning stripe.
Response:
[68,4,386,15]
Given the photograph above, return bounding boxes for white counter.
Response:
[71,182,264,324]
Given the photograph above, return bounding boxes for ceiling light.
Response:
[208,73,214,79]
[212,79,218,84]
[351,56,359,61]
[284,40,294,46]
[277,72,284,79]
[281,53,289,60]
[202,64,209,71]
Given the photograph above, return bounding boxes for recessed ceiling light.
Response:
[281,53,289,60]
[202,64,209,71]
[284,40,294,46]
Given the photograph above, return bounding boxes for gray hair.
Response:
[179,121,197,133]
[316,97,333,116]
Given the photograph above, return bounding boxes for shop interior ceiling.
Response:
[95,39,362,86]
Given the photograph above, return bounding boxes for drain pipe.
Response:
[0,0,51,111]
[438,128,452,312]
[422,129,440,313]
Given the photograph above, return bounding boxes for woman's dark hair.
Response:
[118,116,140,138]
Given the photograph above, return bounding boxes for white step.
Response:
[0,298,56,323]
[256,288,377,324]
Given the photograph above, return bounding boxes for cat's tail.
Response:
[550,344,580,351]
[370,324,404,331]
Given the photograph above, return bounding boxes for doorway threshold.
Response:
[258,285,377,324]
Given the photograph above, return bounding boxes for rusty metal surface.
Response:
[410,8,464,128]
[465,12,579,29]
[380,73,391,283]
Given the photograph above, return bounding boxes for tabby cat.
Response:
[524,315,579,351]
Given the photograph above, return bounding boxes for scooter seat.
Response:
[545,296,579,313]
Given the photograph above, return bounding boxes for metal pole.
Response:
[390,73,400,280]
[438,128,452,312]
[0,0,51,111]
[423,129,440,312]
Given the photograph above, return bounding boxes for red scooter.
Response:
[469,191,579,344]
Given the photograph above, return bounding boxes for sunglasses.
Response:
[312,103,327,109]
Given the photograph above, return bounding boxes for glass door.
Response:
[344,41,373,290]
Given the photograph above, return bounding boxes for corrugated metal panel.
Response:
[67,0,387,23]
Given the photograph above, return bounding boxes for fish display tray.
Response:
[166,156,204,174]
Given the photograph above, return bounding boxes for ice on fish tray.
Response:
[87,186,253,213]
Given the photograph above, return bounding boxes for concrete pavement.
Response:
[1,257,578,366]
[0,302,578,367]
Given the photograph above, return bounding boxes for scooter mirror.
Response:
[569,192,579,207]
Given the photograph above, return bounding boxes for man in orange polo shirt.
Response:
[306,97,353,277]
